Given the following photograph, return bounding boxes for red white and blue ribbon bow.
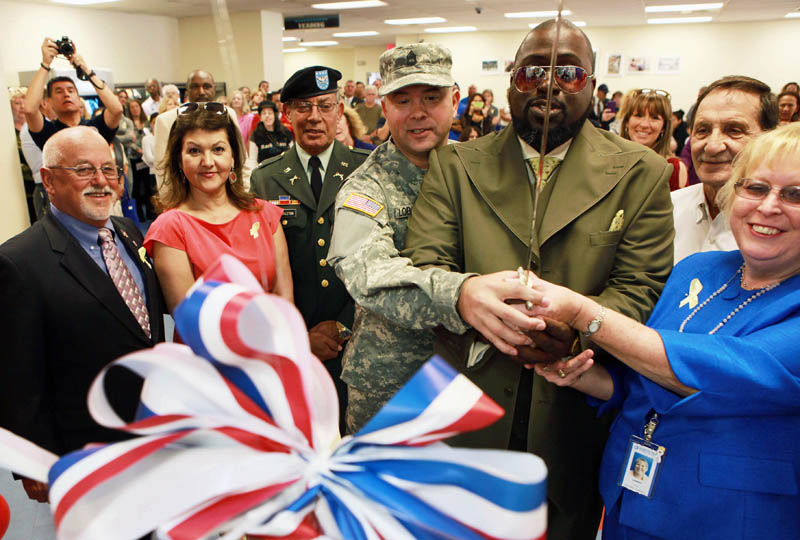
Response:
[0,255,547,540]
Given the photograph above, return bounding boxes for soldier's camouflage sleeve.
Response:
[328,176,472,334]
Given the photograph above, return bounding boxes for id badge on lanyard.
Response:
[618,410,667,498]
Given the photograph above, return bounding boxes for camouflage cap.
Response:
[378,44,454,96]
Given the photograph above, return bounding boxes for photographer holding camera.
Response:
[24,37,123,150]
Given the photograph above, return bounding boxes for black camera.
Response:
[55,36,75,57]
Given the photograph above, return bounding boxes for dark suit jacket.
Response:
[249,141,368,330]
[404,122,675,540]
[0,213,165,455]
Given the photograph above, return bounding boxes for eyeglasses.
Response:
[49,165,122,180]
[511,65,595,95]
[177,102,227,116]
[291,100,338,114]
[636,88,671,99]
[734,178,800,206]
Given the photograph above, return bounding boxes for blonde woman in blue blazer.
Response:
[526,123,800,539]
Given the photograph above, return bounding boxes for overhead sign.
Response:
[284,14,340,30]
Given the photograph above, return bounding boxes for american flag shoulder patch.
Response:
[342,193,385,217]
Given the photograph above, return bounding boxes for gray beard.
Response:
[512,102,592,153]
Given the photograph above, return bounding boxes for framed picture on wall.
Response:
[657,56,681,74]
[627,56,650,74]
[482,59,500,75]
[607,53,622,76]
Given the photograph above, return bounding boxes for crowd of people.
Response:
[4,23,800,540]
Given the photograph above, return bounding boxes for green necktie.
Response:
[529,156,562,185]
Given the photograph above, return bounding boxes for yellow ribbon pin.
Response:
[250,222,260,239]
[138,246,152,269]
[679,278,703,309]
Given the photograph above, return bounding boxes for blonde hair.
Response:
[9,88,26,104]
[620,89,673,158]
[341,107,367,140]
[158,96,180,114]
[718,122,800,216]
[231,90,250,114]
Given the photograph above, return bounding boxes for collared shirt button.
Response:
[317,238,325,247]
[319,258,327,267]
[321,279,329,287]
[317,216,325,224]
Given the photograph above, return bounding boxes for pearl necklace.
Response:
[678,263,782,334]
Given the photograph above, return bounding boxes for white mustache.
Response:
[82,188,116,197]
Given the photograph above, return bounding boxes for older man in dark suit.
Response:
[0,126,165,502]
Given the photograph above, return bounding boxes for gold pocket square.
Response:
[608,209,624,232]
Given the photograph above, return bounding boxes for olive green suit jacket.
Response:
[403,122,674,539]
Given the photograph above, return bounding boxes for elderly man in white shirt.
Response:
[672,75,779,264]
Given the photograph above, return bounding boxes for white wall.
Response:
[0,56,30,242]
[282,46,385,87]
[394,19,800,112]
[0,0,180,87]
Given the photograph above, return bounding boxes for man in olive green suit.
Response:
[403,21,674,540]
[250,66,369,431]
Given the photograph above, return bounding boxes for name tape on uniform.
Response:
[343,193,385,218]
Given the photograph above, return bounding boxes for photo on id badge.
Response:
[619,438,663,498]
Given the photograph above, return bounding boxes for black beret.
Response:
[282,66,341,102]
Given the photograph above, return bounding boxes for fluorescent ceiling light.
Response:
[302,40,339,46]
[786,12,800,18]
[51,0,121,4]
[333,30,379,37]
[645,3,723,13]
[282,36,298,42]
[385,17,446,25]
[505,10,572,18]
[648,16,712,24]
[312,0,386,9]
[424,26,477,33]
[283,48,308,53]
[530,20,585,27]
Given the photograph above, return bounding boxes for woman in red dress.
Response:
[144,102,293,312]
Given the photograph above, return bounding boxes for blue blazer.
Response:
[599,251,800,540]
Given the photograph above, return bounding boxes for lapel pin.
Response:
[250,222,260,239]
[341,161,348,167]
[138,247,152,269]
[289,175,300,185]
[679,278,703,309]
[333,172,344,181]
[120,230,129,239]
[283,167,292,173]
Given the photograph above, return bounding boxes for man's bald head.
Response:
[186,70,216,102]
[42,126,110,167]
[516,19,594,69]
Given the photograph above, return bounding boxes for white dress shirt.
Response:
[671,183,737,265]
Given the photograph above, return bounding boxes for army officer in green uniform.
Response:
[250,66,369,430]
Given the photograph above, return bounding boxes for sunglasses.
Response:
[177,102,227,116]
[511,65,595,95]
[636,88,671,99]
[734,178,800,206]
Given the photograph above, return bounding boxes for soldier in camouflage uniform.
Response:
[328,44,471,433]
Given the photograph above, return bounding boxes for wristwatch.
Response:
[582,306,606,337]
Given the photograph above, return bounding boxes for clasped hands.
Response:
[456,268,595,383]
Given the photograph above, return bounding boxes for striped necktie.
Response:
[97,228,151,339]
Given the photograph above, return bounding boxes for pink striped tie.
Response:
[97,228,151,339]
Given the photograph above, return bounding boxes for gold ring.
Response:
[558,369,566,379]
